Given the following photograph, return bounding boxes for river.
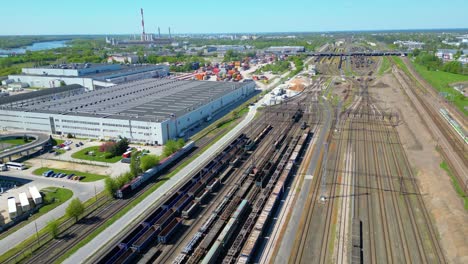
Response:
[0,40,69,55]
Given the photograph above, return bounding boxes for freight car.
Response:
[116,141,195,198]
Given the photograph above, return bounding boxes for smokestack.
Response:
[169,27,171,39]
[158,27,161,38]
[141,8,146,41]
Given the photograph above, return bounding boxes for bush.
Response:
[104,153,114,159]
[47,219,60,238]
[66,133,74,139]
[66,198,84,222]
[104,177,118,198]
[99,141,116,153]
[140,155,160,171]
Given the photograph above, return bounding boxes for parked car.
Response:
[67,174,75,179]
[79,142,84,146]
[75,144,80,147]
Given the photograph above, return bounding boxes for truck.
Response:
[122,151,132,158]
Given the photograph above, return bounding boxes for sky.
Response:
[1,0,467,35]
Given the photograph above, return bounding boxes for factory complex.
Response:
[0,79,255,144]
[6,63,169,90]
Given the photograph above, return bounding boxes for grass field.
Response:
[0,187,73,241]
[412,63,468,115]
[0,137,34,150]
[440,161,468,210]
[33,167,107,182]
[378,57,391,75]
[71,146,121,163]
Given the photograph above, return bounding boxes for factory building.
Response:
[265,46,306,54]
[7,63,169,90]
[0,79,255,144]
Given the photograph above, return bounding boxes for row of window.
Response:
[62,125,101,131]
[60,120,100,126]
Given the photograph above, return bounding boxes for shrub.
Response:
[104,153,114,159]
[99,141,116,153]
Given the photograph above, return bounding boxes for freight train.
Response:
[99,134,248,264]
[116,141,195,198]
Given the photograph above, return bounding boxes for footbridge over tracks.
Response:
[0,133,51,162]
[305,51,409,57]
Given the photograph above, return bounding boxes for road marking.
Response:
[304,174,313,180]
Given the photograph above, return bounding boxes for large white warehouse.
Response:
[0,79,255,144]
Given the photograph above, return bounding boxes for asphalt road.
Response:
[274,99,332,263]
[63,100,260,264]
[0,171,103,255]
[0,133,50,160]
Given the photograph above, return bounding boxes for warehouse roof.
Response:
[1,79,246,122]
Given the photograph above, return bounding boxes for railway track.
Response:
[289,74,446,264]
[13,126,233,264]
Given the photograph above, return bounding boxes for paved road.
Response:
[0,133,50,161]
[64,101,260,264]
[0,171,102,255]
[274,99,333,263]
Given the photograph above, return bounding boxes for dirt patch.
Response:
[370,73,468,264]
[27,159,111,176]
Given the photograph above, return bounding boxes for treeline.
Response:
[256,60,290,74]
[105,138,186,197]
[288,55,305,77]
[413,50,467,75]
[0,36,68,49]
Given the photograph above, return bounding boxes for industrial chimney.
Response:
[141,8,146,41]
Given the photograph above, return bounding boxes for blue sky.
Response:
[1,0,467,35]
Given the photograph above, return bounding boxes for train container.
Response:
[237,255,249,264]
[182,200,199,219]
[199,213,217,234]
[158,217,183,244]
[201,240,222,264]
[154,209,176,230]
[254,211,270,231]
[129,175,143,190]
[200,220,225,250]
[220,197,241,221]
[188,182,206,197]
[207,178,220,191]
[163,192,184,209]
[121,222,149,246]
[97,245,126,264]
[173,253,187,264]
[113,248,137,264]
[219,167,234,183]
[182,231,203,254]
[131,225,160,252]
[239,229,262,262]
[173,194,192,212]
[145,207,164,225]
[116,184,132,199]
[195,189,210,203]
[217,218,237,245]
[178,180,196,195]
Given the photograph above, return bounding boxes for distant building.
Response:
[7,63,169,90]
[436,49,458,61]
[107,54,139,64]
[393,40,424,50]
[208,45,249,53]
[265,46,305,54]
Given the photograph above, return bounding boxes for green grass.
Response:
[71,146,121,163]
[378,57,391,76]
[412,63,468,115]
[33,167,107,182]
[392,56,411,76]
[0,187,72,241]
[51,138,64,146]
[440,161,468,210]
[0,187,72,263]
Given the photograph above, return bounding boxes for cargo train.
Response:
[116,141,195,198]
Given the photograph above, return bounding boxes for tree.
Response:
[110,136,129,157]
[104,177,118,198]
[23,134,29,143]
[66,198,84,222]
[47,219,59,238]
[163,140,178,157]
[66,133,74,139]
[130,152,142,177]
[442,61,463,74]
[140,155,160,171]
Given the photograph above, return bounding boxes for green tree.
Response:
[104,177,118,198]
[23,134,29,143]
[176,138,185,149]
[140,155,160,171]
[47,219,60,239]
[163,140,178,157]
[66,198,84,222]
[130,151,141,177]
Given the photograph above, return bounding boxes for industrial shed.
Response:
[0,79,255,144]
